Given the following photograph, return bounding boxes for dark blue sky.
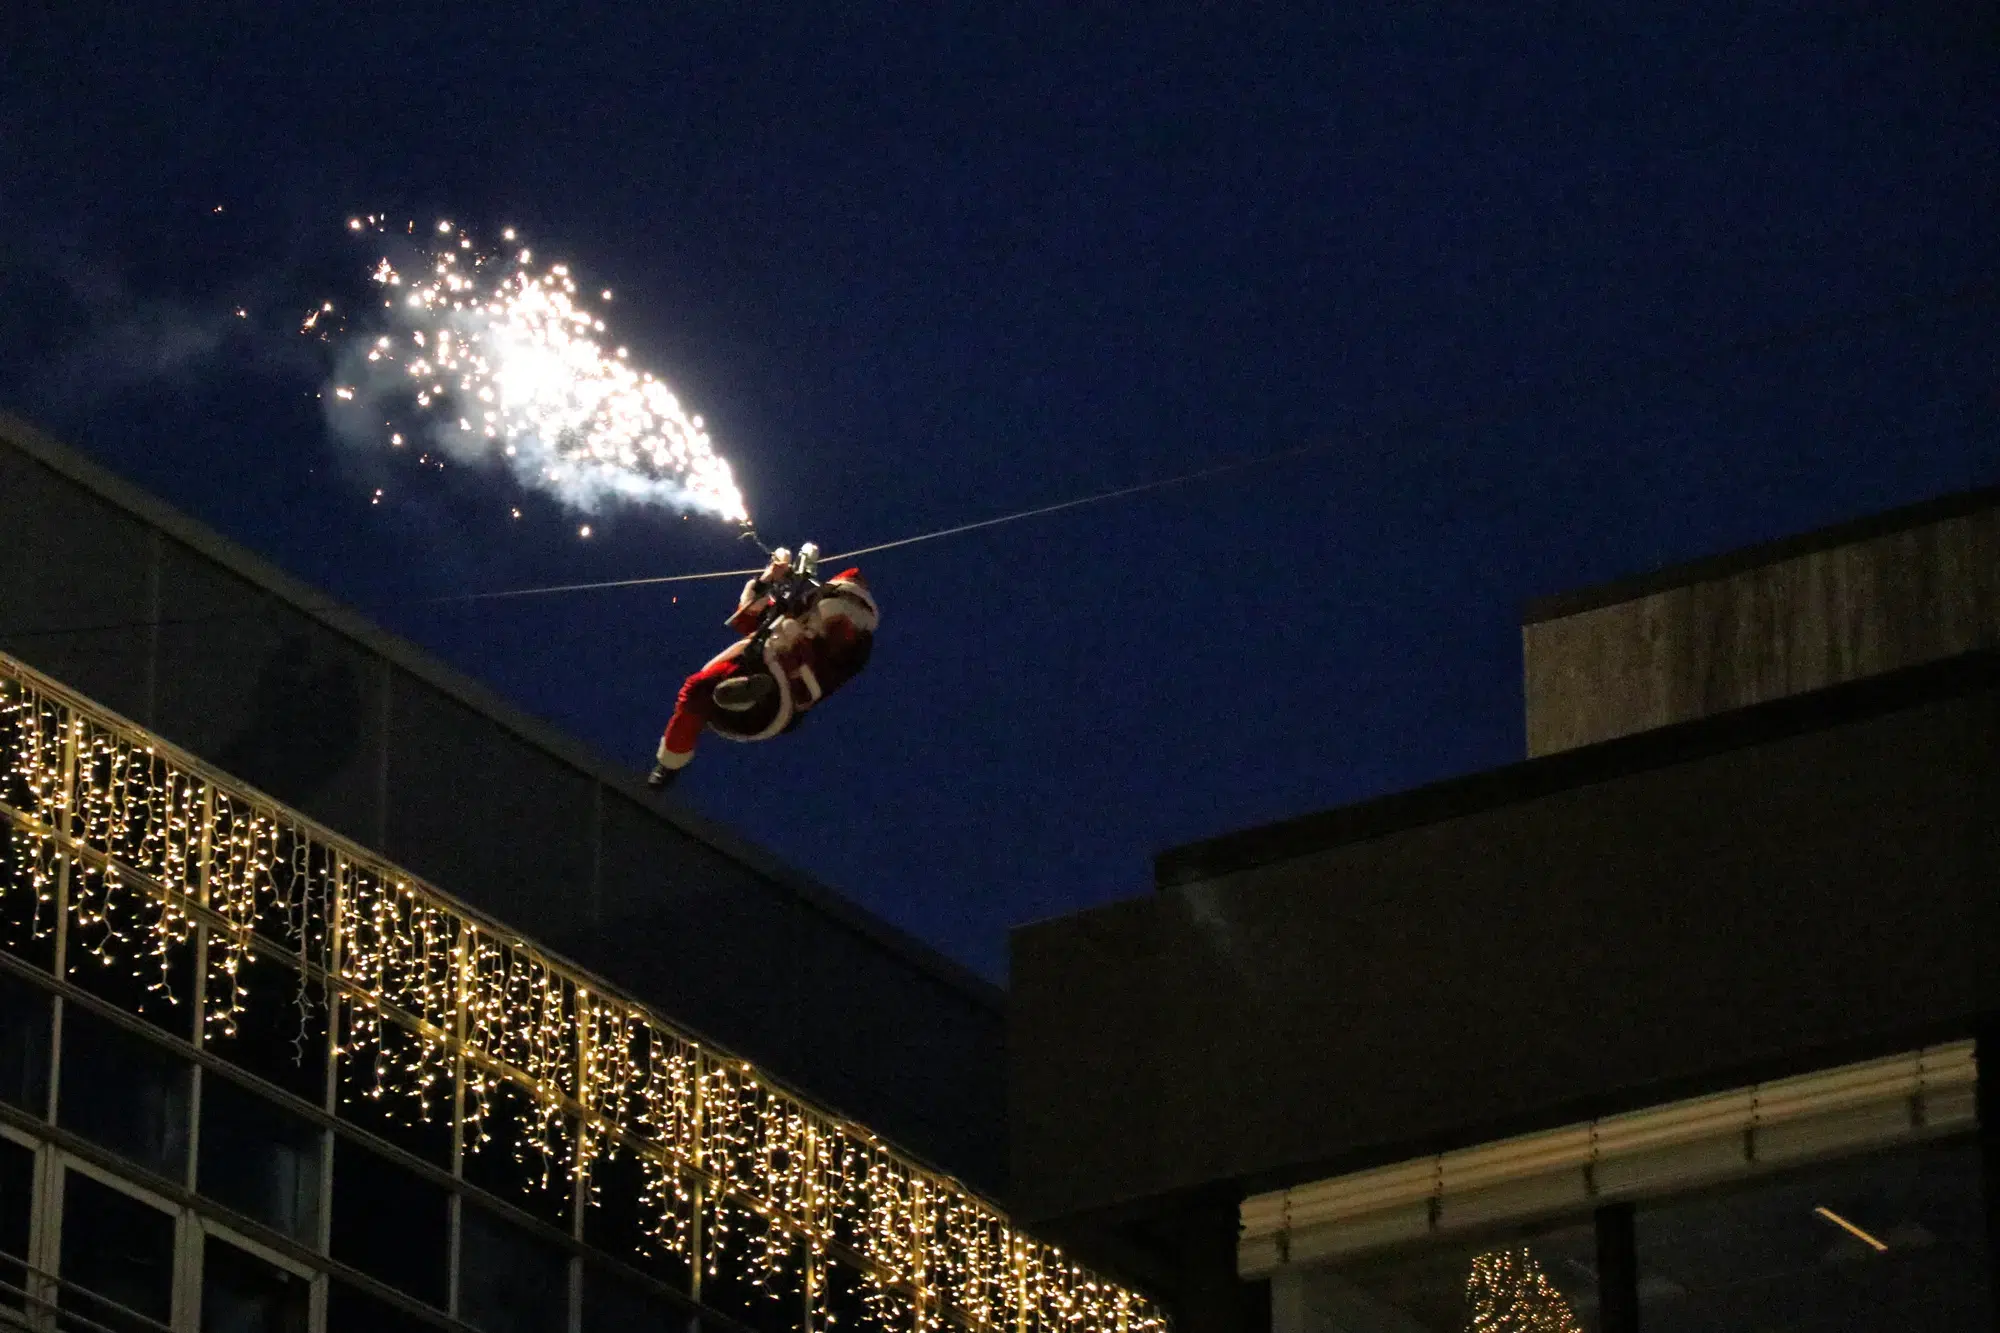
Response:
[4,4,1996,980]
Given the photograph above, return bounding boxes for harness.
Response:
[716,568,873,742]
[697,573,821,746]
[744,572,824,663]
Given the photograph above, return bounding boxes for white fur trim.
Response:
[812,593,878,635]
[699,641,747,672]
[828,572,876,608]
[655,739,694,770]
[766,616,806,654]
[797,665,823,703]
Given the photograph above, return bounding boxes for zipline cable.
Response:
[429,272,2000,603]
[2,275,1994,636]
[426,448,1317,605]
[822,452,1310,562]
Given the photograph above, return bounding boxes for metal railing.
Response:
[0,649,1163,1333]
[0,1248,175,1333]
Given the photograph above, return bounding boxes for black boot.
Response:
[713,673,776,713]
[646,763,679,792]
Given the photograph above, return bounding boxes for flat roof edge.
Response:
[1154,647,2000,888]
[1022,1017,1972,1226]
[1521,482,2000,625]
[0,410,1002,1010]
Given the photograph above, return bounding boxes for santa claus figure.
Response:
[648,543,878,791]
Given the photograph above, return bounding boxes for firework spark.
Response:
[321,219,748,523]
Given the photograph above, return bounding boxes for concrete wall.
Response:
[1522,490,2000,756]
[1012,655,2000,1228]
[0,414,1006,1193]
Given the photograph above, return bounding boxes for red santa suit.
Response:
[655,568,877,774]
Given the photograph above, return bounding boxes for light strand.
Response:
[0,654,1165,1333]
[1464,1249,1586,1333]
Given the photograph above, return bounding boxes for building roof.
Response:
[1521,482,2000,625]
[1156,646,2000,888]
[0,409,1000,1010]
[1018,646,2000,1239]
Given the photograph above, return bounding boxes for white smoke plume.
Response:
[317,218,748,524]
[0,250,314,414]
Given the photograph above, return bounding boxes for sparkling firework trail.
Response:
[319,217,748,523]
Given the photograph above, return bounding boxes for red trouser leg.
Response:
[658,642,751,770]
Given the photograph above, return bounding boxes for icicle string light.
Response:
[0,653,1166,1333]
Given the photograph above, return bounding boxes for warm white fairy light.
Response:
[1465,1249,1585,1333]
[0,653,1167,1333]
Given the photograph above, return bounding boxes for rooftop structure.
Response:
[1012,483,2000,1330]
[0,413,1165,1332]
[0,409,1000,1193]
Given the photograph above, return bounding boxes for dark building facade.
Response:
[1012,486,2000,1330]
[0,410,1001,1194]
[0,413,1164,1333]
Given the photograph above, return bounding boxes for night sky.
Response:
[4,5,1996,981]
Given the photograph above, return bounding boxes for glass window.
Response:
[200,1235,310,1333]
[0,1136,33,1317]
[329,1136,449,1309]
[59,1003,191,1180]
[1314,1219,1601,1331]
[1635,1139,1990,1331]
[0,967,50,1116]
[461,1077,573,1230]
[581,1260,696,1333]
[327,1279,447,1333]
[0,695,62,821]
[64,863,196,1035]
[702,1211,809,1333]
[60,1169,176,1333]
[334,1025,453,1166]
[0,823,58,972]
[458,1203,572,1333]
[578,1146,692,1294]
[198,1073,324,1245]
[201,942,327,1104]
[248,830,335,960]
[823,1256,910,1333]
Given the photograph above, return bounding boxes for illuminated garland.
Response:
[0,655,1166,1333]
[1464,1249,1585,1333]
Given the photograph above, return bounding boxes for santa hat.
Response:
[822,568,878,619]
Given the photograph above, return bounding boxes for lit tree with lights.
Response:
[1464,1248,1585,1333]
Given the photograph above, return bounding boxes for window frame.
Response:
[50,1147,187,1331]
[0,1120,44,1325]
[195,1208,326,1333]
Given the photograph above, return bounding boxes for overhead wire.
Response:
[1,274,1994,639]
[0,451,1294,630]
[424,272,2000,605]
[425,449,1321,606]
